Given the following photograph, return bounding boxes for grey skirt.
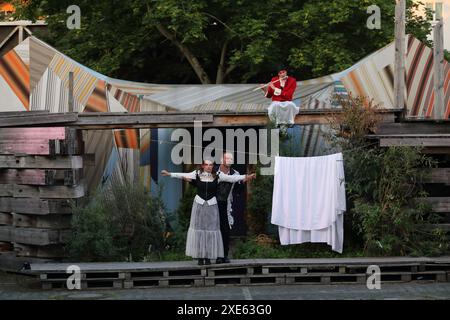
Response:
[185,200,224,259]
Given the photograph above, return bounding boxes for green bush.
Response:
[164,185,196,252]
[232,236,365,259]
[328,94,449,256]
[66,179,166,262]
[246,165,274,235]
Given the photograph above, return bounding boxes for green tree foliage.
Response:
[67,179,166,262]
[13,0,433,83]
[165,184,196,251]
[246,165,274,235]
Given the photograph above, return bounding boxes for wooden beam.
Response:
[0,242,13,252]
[59,128,84,155]
[422,197,450,213]
[376,122,450,135]
[12,227,62,246]
[0,198,73,215]
[428,168,450,184]
[0,26,19,50]
[433,20,445,119]
[0,184,85,198]
[0,169,54,185]
[0,127,66,140]
[0,113,78,127]
[68,72,74,113]
[75,113,215,128]
[0,140,54,155]
[423,147,450,154]
[0,226,12,242]
[0,111,49,117]
[0,213,12,225]
[379,136,450,147]
[14,243,65,258]
[0,110,402,129]
[0,155,84,169]
[422,224,450,232]
[394,0,406,114]
[18,26,23,43]
[63,169,83,186]
[13,214,72,229]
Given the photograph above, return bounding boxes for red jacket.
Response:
[265,76,297,101]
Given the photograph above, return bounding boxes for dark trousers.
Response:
[217,201,230,258]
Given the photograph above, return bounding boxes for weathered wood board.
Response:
[0,198,73,215]
[0,184,85,198]
[0,155,84,169]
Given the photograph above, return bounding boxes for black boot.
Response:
[204,258,211,265]
[198,259,204,266]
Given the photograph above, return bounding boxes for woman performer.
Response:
[161,159,256,265]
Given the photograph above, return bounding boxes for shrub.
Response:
[246,164,274,235]
[327,94,448,256]
[66,179,166,262]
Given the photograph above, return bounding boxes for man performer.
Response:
[261,68,299,132]
[215,152,244,264]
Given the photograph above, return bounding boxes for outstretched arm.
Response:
[161,170,196,182]
[219,172,256,183]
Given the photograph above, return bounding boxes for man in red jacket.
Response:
[261,69,299,131]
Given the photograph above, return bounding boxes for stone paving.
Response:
[1,271,450,300]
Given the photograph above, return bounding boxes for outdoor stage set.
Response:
[0,2,449,289]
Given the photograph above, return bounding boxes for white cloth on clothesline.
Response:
[271,153,346,253]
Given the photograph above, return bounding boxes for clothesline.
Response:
[114,136,380,159]
[110,130,379,181]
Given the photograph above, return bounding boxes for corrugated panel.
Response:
[83,130,114,192]
[29,37,55,92]
[84,79,108,112]
[143,81,335,112]
[406,36,450,119]
[30,67,83,113]
[191,101,267,112]
[13,36,29,66]
[106,77,168,95]
[48,53,97,107]
[143,85,253,111]
[140,98,171,112]
[0,48,29,110]
[341,40,395,109]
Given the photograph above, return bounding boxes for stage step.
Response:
[25,257,450,290]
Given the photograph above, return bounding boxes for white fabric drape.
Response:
[267,101,300,125]
[271,153,346,253]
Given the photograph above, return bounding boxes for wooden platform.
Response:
[0,109,402,129]
[369,122,450,147]
[26,257,450,290]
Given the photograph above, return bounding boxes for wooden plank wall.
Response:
[374,122,450,229]
[0,127,85,268]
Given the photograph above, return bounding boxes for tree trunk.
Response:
[216,40,238,84]
[156,24,212,84]
[216,40,228,84]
